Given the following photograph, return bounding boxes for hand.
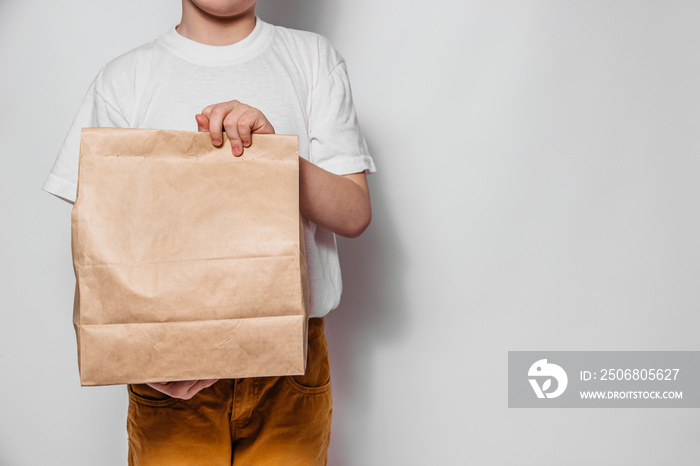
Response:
[145,379,219,400]
[195,100,275,156]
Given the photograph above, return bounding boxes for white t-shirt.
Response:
[42,18,376,318]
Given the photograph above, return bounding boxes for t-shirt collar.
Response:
[158,16,273,66]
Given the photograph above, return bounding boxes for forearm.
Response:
[299,157,371,238]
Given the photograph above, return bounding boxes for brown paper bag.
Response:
[71,128,309,386]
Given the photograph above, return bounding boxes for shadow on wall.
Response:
[328,132,407,465]
[258,3,408,464]
[256,0,333,34]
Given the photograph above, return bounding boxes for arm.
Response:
[299,160,371,238]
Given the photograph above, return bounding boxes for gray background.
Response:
[2,0,700,464]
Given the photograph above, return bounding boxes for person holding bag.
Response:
[43,1,375,464]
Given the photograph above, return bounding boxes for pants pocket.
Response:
[285,331,332,395]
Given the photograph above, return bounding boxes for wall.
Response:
[2,1,699,464]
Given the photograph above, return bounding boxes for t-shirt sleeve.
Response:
[42,72,129,204]
[308,59,376,176]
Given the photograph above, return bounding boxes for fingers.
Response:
[146,379,219,400]
[223,107,245,156]
[202,100,243,155]
[193,379,218,393]
[199,100,275,156]
[236,113,254,150]
[202,102,233,147]
[178,379,219,399]
[195,113,209,132]
[146,380,197,399]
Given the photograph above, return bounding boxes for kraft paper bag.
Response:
[72,128,309,386]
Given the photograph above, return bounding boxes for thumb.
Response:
[195,114,210,132]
